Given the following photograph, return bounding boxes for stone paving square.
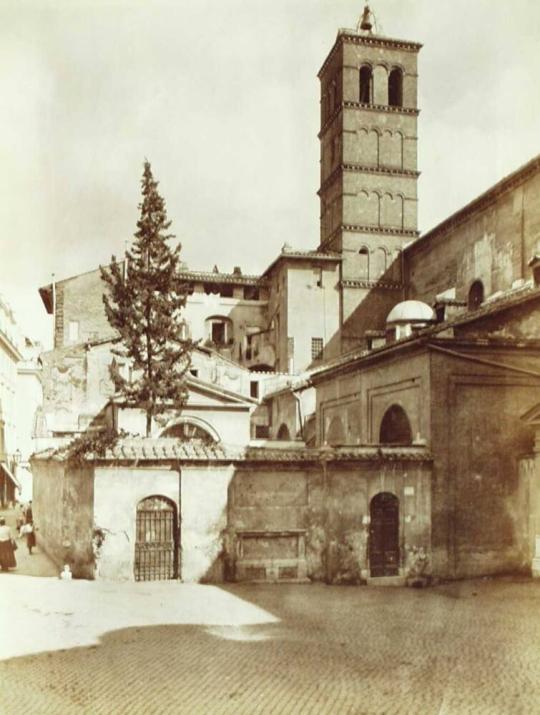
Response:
[1,574,540,714]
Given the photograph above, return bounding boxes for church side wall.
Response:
[429,349,540,578]
[315,349,431,446]
[228,460,431,584]
[405,170,540,306]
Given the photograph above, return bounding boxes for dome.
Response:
[386,300,435,325]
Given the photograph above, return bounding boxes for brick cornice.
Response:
[341,279,403,290]
[319,102,419,138]
[320,225,418,250]
[318,31,422,78]
[318,163,420,195]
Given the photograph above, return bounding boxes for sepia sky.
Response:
[1,0,539,348]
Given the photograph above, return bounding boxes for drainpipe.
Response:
[293,391,304,441]
[51,274,56,347]
[320,443,333,583]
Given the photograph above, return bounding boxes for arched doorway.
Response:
[369,492,399,577]
[134,495,178,581]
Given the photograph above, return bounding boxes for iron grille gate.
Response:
[135,496,178,581]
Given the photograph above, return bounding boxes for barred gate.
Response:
[134,495,178,581]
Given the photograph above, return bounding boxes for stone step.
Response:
[367,575,406,587]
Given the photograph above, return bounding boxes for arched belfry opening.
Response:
[379,404,413,445]
[388,68,403,107]
[359,65,373,104]
[468,280,484,311]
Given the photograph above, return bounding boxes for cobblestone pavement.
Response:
[1,575,540,715]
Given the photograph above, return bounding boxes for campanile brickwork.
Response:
[318,20,421,350]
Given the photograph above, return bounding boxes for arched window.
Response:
[326,416,346,446]
[379,404,412,445]
[359,65,373,104]
[358,246,370,280]
[276,423,291,440]
[205,315,233,346]
[162,419,218,443]
[372,247,387,279]
[468,281,484,310]
[388,68,403,107]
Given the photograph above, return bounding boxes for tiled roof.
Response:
[310,284,540,382]
[33,438,431,464]
[263,249,341,276]
[177,270,267,286]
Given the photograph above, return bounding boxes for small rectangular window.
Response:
[311,337,323,360]
[243,286,260,301]
[250,381,259,399]
[219,284,234,298]
[255,424,269,438]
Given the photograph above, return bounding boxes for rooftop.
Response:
[309,283,540,383]
[263,247,341,277]
[33,438,432,464]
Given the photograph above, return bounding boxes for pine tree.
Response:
[100,160,194,436]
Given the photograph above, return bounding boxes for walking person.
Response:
[24,500,33,525]
[22,521,36,555]
[0,517,17,571]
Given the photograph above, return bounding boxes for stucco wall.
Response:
[429,348,540,578]
[32,458,94,578]
[228,460,432,583]
[117,405,251,445]
[286,263,340,369]
[94,466,180,580]
[325,461,431,583]
[181,465,234,582]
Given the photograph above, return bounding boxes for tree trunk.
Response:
[146,411,152,437]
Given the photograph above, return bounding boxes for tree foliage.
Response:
[100,160,194,436]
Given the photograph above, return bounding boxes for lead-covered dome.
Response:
[386,300,435,325]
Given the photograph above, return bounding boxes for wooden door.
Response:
[369,492,399,577]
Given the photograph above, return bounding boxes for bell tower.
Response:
[318,6,421,351]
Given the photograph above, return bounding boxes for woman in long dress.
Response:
[0,517,17,571]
